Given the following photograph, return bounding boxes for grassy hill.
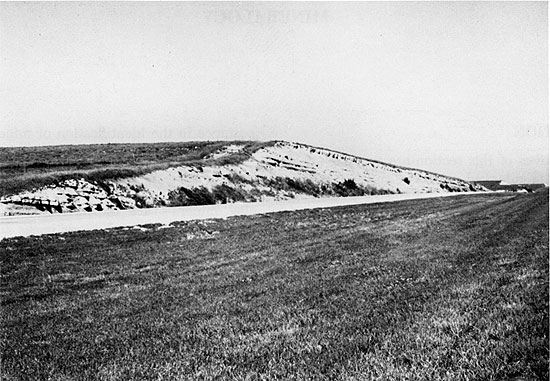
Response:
[1,190,547,379]
[0,141,272,196]
[0,141,486,215]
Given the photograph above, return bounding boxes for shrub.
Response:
[224,173,255,185]
[264,177,320,196]
[211,184,247,204]
[167,186,216,206]
[332,179,365,197]
[285,178,320,196]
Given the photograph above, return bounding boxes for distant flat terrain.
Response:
[0,191,480,239]
[1,191,547,380]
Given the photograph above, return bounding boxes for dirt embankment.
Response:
[0,141,486,216]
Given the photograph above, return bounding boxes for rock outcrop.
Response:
[0,141,487,215]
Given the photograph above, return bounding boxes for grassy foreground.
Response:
[1,191,548,380]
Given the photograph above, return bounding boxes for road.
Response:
[0,192,483,239]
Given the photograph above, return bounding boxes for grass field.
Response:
[1,191,548,380]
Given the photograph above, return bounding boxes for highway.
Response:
[0,192,482,239]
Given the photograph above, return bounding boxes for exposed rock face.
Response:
[1,179,123,214]
[0,141,487,215]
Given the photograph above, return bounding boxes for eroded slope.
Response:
[0,141,486,215]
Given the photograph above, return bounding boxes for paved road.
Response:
[0,192,483,239]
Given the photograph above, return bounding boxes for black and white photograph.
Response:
[0,1,548,379]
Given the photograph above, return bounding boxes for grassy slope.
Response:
[0,141,273,196]
[1,191,548,380]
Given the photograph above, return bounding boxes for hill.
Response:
[0,141,486,215]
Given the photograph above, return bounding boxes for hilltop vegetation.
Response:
[1,191,547,380]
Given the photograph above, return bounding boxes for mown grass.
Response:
[0,191,548,380]
[0,141,274,196]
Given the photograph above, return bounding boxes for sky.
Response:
[0,1,548,184]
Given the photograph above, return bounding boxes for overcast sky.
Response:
[0,2,547,183]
